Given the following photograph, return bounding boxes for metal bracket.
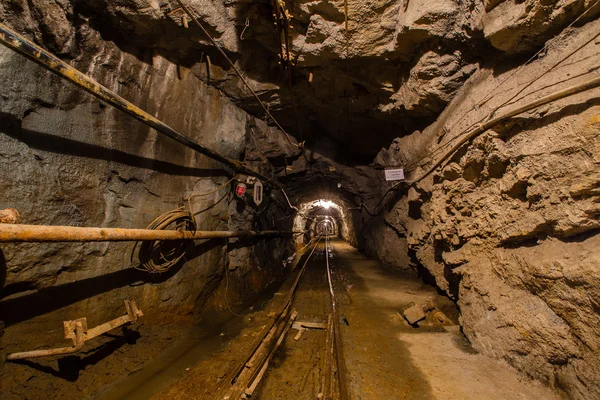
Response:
[291,320,327,341]
[8,300,143,361]
[64,318,88,345]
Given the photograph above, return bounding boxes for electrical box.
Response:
[233,175,264,207]
[235,182,247,199]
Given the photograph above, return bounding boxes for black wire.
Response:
[358,182,403,217]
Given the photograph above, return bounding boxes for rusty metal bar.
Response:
[0,224,292,243]
[6,320,85,360]
[214,236,323,398]
[83,300,143,341]
[0,22,277,186]
[244,310,298,398]
[321,313,334,399]
[7,300,142,361]
[226,306,295,399]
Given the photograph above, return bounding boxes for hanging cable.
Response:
[357,182,403,217]
[186,177,236,216]
[224,252,244,317]
[490,28,600,114]
[240,17,250,40]
[131,208,197,273]
[405,17,600,173]
[440,0,600,139]
[409,73,600,183]
[175,0,300,149]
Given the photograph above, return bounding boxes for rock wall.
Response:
[366,18,600,399]
[0,3,295,358]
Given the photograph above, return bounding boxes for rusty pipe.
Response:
[0,22,279,188]
[0,224,293,243]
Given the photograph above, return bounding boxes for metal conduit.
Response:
[0,224,293,243]
[0,22,277,187]
[412,74,600,183]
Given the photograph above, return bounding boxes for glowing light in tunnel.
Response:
[316,200,335,209]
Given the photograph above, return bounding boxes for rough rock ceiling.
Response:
[2,0,595,161]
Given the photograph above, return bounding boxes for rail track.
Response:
[215,235,349,399]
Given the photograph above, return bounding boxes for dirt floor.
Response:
[155,239,562,399]
[1,239,565,399]
[0,252,298,400]
[330,240,563,400]
[0,321,191,400]
[246,239,561,399]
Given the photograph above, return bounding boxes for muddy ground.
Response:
[1,239,564,399]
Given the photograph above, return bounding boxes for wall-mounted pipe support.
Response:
[6,320,85,360]
[0,22,277,187]
[0,224,294,243]
[0,209,20,224]
[6,300,143,360]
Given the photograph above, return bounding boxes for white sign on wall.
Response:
[384,168,405,181]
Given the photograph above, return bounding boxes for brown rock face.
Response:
[368,17,600,399]
[0,0,297,361]
[482,0,597,54]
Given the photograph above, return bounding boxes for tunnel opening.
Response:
[292,198,354,247]
[1,2,599,399]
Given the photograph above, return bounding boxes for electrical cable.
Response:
[186,177,236,216]
[357,181,403,217]
[131,208,197,273]
[175,0,300,149]
[441,0,600,138]
[404,14,600,175]
[491,28,600,114]
[224,262,244,317]
[409,73,600,183]
[176,0,315,214]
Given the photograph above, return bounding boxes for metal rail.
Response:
[216,235,323,399]
[0,223,292,242]
[0,22,276,186]
[216,236,350,399]
[324,235,349,400]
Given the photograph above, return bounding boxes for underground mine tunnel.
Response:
[0,0,600,399]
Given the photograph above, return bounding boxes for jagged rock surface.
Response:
[0,4,297,389]
[5,0,594,159]
[368,19,600,399]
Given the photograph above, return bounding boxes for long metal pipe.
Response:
[0,224,291,242]
[0,22,276,186]
[412,73,600,182]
